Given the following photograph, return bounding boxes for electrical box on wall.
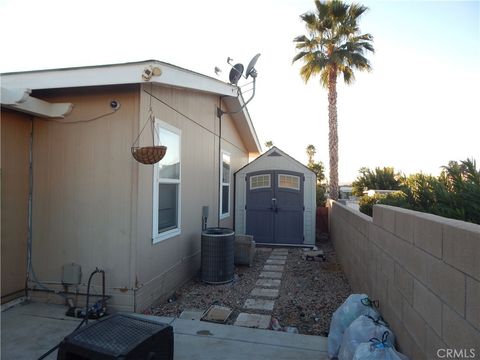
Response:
[202,206,209,218]
[62,263,82,285]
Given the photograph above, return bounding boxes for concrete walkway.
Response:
[1,301,328,360]
[234,248,288,330]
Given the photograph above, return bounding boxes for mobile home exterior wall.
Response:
[1,110,31,303]
[134,84,250,310]
[15,83,252,311]
[28,86,140,310]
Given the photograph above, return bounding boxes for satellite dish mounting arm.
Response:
[217,76,257,118]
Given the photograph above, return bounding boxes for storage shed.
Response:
[235,147,316,246]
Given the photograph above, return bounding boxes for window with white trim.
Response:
[220,151,231,218]
[250,174,271,189]
[278,174,300,190]
[153,120,181,243]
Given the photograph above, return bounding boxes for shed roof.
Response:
[1,60,261,153]
[236,146,315,175]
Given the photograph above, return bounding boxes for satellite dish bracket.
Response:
[217,76,257,118]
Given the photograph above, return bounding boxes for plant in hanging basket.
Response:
[131,146,167,165]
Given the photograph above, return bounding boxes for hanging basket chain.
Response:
[131,94,167,165]
[131,106,154,148]
[149,107,162,146]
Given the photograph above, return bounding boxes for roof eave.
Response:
[1,60,261,152]
[224,93,262,154]
[0,60,238,97]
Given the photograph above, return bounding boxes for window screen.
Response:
[158,183,178,232]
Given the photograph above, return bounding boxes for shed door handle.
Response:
[271,198,278,212]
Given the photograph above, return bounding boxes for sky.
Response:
[1,0,479,183]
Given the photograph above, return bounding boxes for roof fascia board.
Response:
[1,61,238,97]
[224,93,261,154]
[237,92,261,153]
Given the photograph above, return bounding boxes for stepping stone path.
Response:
[234,248,289,330]
[255,279,281,287]
[266,259,286,265]
[234,313,271,329]
[244,298,275,311]
[263,265,284,272]
[269,255,287,260]
[259,271,283,279]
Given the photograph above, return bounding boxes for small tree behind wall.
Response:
[352,167,401,196]
[306,144,327,207]
[265,140,274,149]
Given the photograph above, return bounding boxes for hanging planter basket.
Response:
[131,145,167,165]
[131,95,167,165]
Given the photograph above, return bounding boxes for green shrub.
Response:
[308,161,326,184]
[316,184,327,207]
[436,159,480,224]
[400,173,439,212]
[357,158,480,225]
[359,191,408,217]
[307,159,327,207]
[352,167,401,197]
[358,194,379,216]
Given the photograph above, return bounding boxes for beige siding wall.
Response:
[219,114,248,229]
[11,84,252,312]
[1,110,31,303]
[330,202,480,359]
[27,86,140,310]
[135,85,249,310]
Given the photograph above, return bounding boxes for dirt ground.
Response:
[144,238,351,336]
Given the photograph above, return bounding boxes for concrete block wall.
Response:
[330,202,480,359]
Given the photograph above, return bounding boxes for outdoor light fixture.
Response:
[142,66,162,81]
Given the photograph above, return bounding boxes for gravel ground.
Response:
[144,238,351,336]
[272,240,351,336]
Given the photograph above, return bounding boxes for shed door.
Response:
[246,171,304,244]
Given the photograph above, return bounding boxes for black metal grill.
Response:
[57,313,173,360]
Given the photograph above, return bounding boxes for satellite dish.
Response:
[229,63,244,85]
[217,52,261,117]
[245,53,261,79]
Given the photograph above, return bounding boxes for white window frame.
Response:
[220,150,231,219]
[152,120,181,243]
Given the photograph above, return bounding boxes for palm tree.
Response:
[306,144,316,165]
[293,0,374,200]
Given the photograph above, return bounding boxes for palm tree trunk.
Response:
[328,69,339,200]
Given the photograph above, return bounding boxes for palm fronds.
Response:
[293,0,374,87]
